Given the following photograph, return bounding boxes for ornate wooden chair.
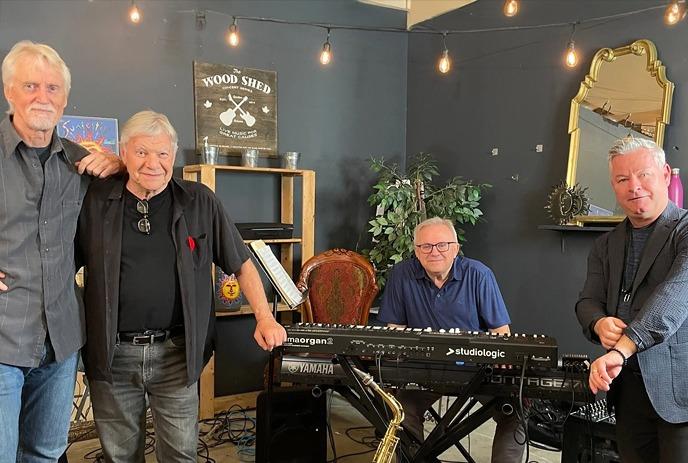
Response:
[296,249,379,325]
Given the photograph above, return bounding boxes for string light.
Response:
[227,17,239,47]
[565,24,578,68]
[503,0,519,17]
[437,33,451,74]
[320,28,332,65]
[128,0,141,24]
[175,5,678,72]
[664,0,687,25]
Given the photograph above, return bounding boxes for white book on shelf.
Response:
[249,240,306,308]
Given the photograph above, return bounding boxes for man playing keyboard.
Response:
[377,217,525,463]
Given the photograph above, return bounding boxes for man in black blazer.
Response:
[576,136,688,462]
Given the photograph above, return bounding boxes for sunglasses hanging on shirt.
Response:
[136,200,151,234]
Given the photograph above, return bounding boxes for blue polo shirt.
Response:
[378,256,511,331]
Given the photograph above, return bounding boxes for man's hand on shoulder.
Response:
[0,270,7,291]
[254,317,287,351]
[75,151,124,178]
[593,316,627,350]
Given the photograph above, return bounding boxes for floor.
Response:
[66,393,562,462]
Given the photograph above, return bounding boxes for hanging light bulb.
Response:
[664,1,687,25]
[565,40,578,67]
[128,0,141,24]
[320,28,332,65]
[437,33,451,74]
[438,49,451,74]
[503,0,519,17]
[564,23,578,68]
[227,17,239,47]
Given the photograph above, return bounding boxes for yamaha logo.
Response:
[286,361,334,375]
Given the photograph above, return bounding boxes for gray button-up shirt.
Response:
[0,116,90,367]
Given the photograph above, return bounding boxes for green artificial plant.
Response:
[364,153,490,287]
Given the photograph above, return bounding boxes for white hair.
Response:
[608,136,665,168]
[413,217,458,243]
[120,110,179,153]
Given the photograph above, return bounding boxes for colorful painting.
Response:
[57,115,119,156]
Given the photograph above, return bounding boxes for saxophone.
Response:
[352,367,405,463]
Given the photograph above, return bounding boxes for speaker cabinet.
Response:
[256,387,327,463]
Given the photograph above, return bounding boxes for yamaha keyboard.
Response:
[283,323,558,367]
[279,355,592,402]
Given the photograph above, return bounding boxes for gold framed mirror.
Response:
[565,39,674,224]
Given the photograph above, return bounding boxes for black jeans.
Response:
[614,368,688,462]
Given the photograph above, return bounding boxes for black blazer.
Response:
[576,202,688,423]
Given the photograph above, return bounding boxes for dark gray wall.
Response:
[0,0,407,253]
[407,0,687,357]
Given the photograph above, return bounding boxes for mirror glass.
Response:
[565,39,674,223]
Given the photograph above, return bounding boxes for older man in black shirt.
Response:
[77,110,287,462]
[0,40,121,462]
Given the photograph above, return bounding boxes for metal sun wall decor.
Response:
[545,181,590,225]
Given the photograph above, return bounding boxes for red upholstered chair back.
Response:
[296,249,379,325]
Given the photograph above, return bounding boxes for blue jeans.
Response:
[0,342,78,463]
[89,335,199,463]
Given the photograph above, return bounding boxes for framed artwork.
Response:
[57,115,119,156]
[193,61,277,155]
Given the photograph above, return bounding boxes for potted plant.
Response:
[364,153,489,287]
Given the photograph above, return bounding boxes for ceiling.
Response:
[357,0,475,28]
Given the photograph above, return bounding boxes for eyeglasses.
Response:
[415,241,457,254]
[136,200,150,235]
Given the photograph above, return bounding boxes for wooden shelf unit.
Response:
[182,164,315,419]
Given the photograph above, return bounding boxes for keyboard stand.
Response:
[414,366,495,462]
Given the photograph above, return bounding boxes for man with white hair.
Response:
[76,110,286,462]
[0,40,122,462]
[577,136,688,462]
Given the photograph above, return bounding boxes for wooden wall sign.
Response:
[193,61,277,155]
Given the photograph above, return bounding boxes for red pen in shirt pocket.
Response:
[187,236,196,251]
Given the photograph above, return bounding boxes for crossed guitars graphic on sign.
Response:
[219,93,257,127]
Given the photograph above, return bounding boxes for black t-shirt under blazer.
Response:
[118,186,183,331]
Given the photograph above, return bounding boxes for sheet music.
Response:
[249,240,305,308]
